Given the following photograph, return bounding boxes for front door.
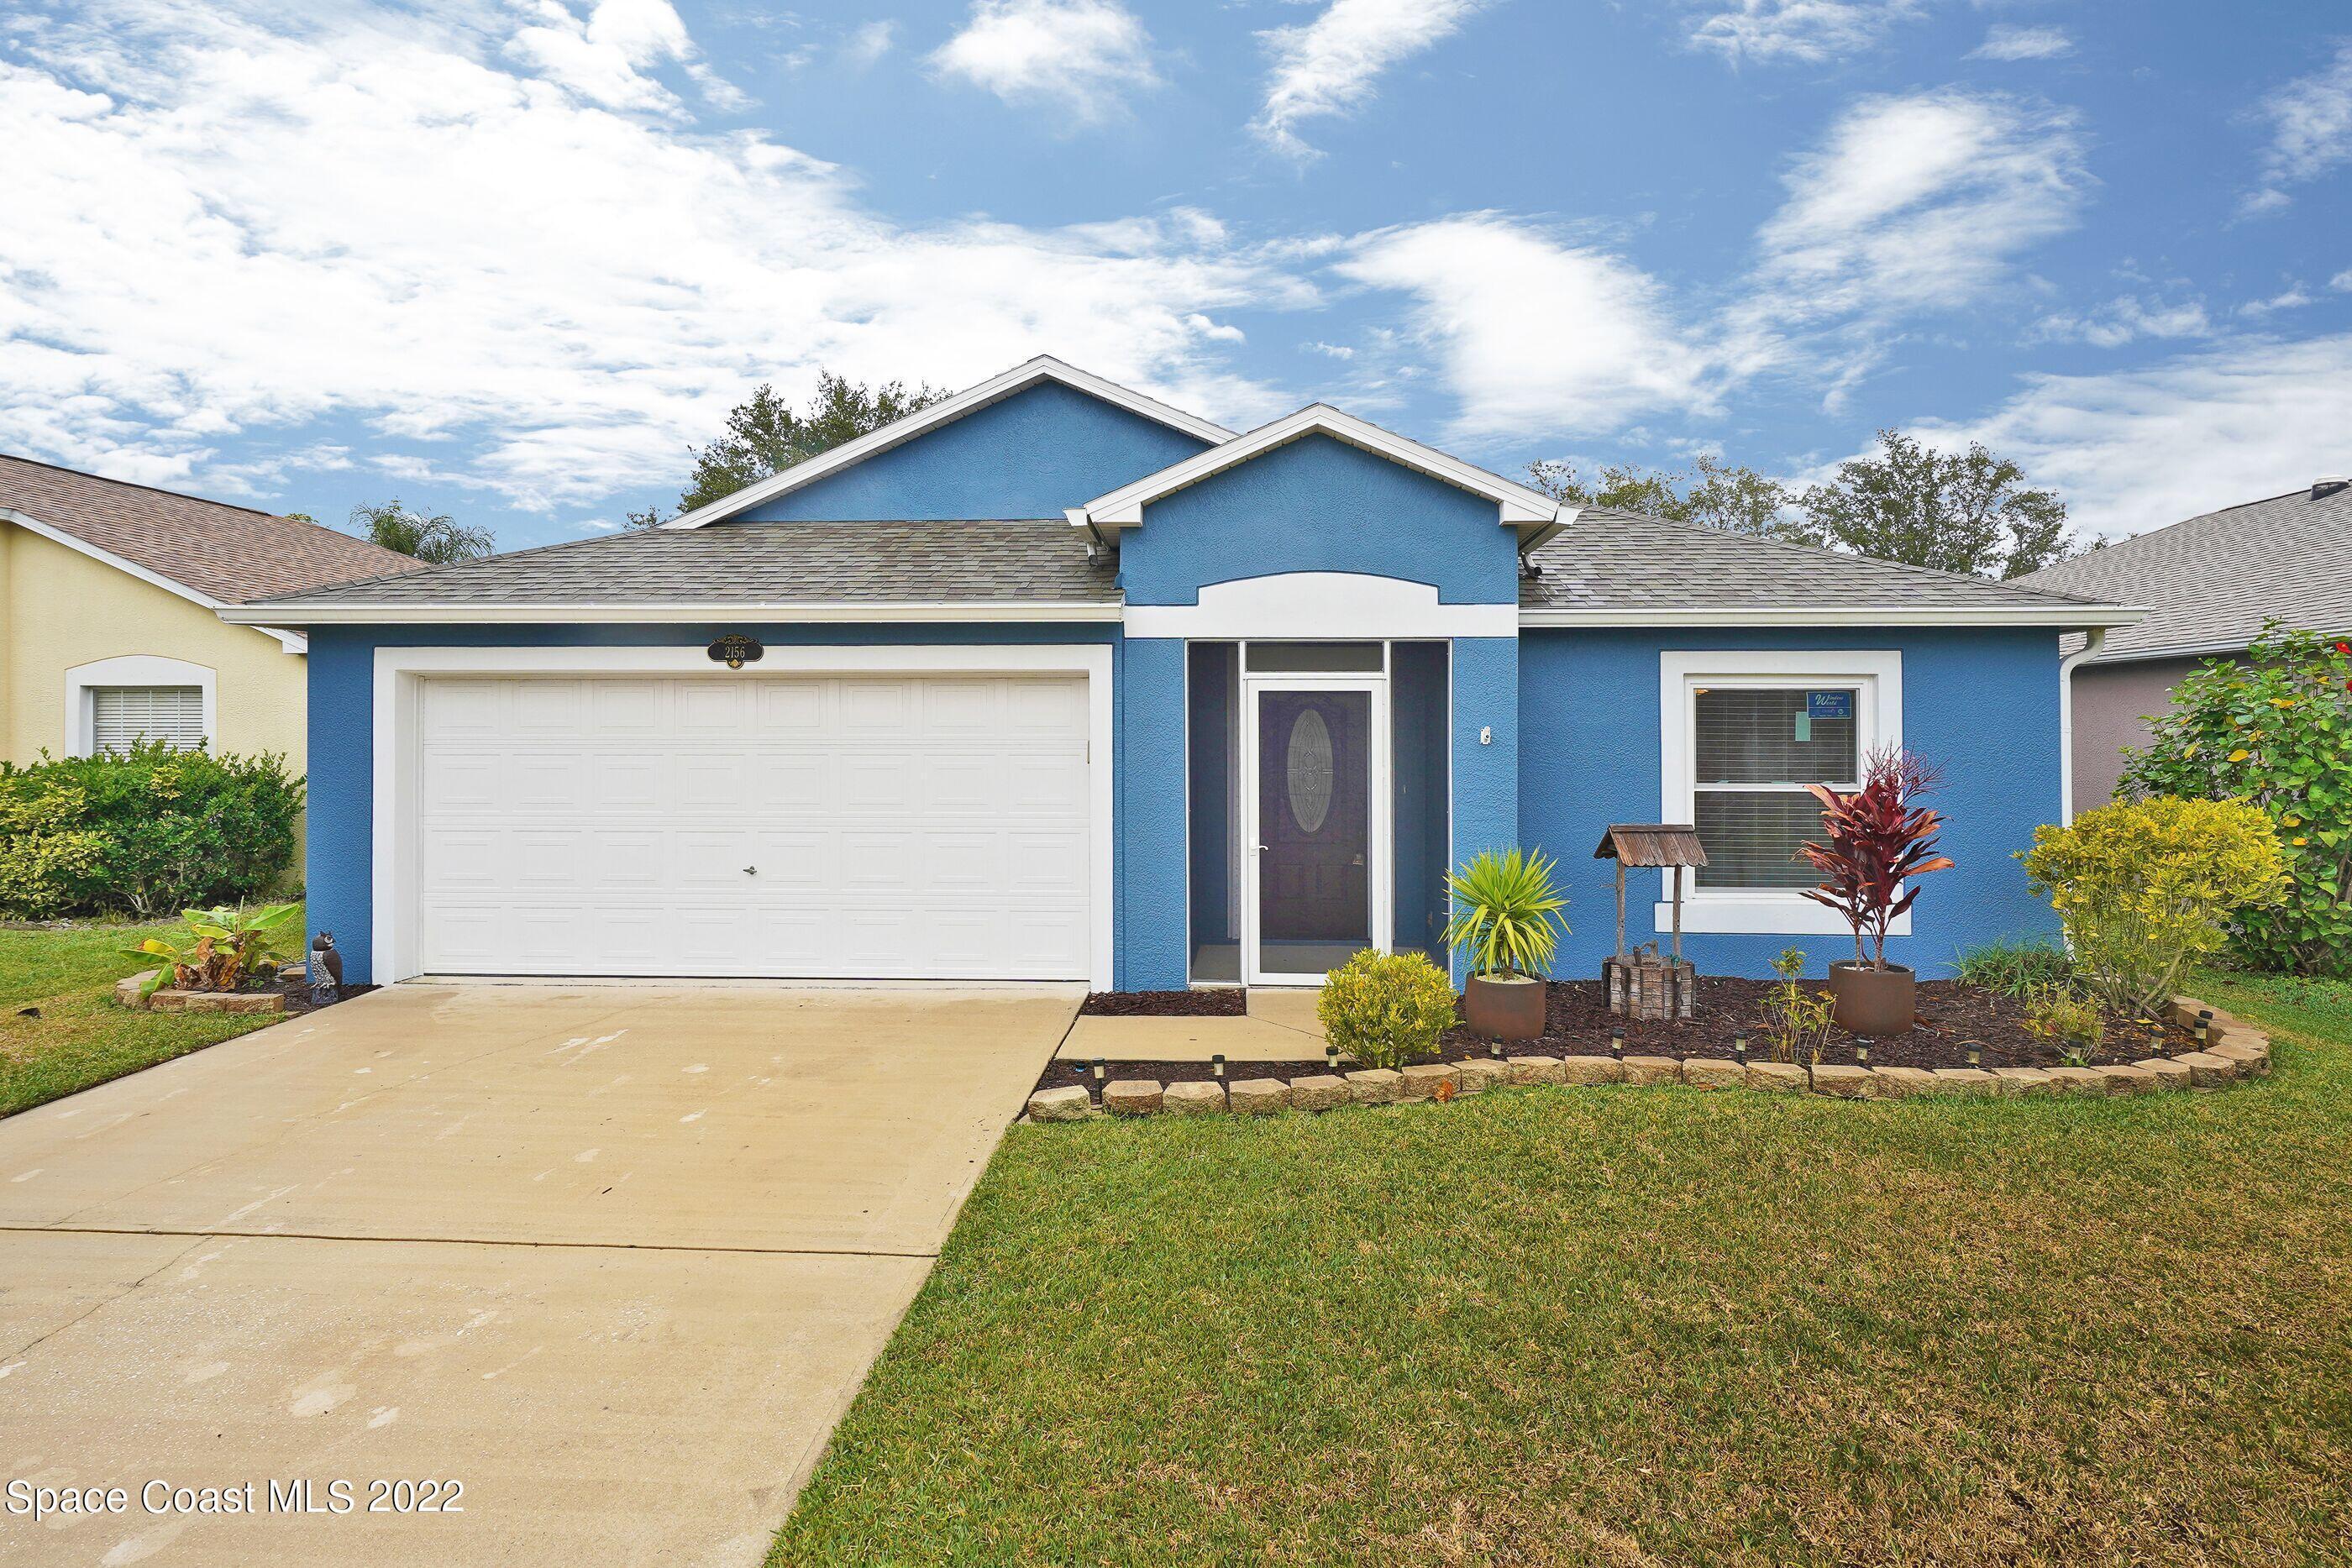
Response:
[1245,680,1389,985]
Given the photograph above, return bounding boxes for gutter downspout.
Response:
[2058,627,2107,825]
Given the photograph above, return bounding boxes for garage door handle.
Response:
[743,865,758,876]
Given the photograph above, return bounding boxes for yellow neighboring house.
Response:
[0,454,419,774]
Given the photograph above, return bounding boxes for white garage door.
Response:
[412,674,1092,979]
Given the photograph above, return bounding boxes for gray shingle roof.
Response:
[1522,508,2115,612]
[0,453,422,603]
[2016,483,2352,661]
[243,520,1119,608]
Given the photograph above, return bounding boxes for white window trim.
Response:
[1126,573,1517,642]
[370,642,1116,990]
[1658,649,1905,936]
[66,655,216,757]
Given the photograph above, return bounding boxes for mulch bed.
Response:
[1034,978,2198,1097]
[1079,988,1246,1017]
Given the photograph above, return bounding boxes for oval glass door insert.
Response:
[1287,708,1334,833]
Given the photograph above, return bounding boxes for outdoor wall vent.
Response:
[2313,475,2349,501]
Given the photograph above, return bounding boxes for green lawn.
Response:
[774,973,2352,1566]
[0,915,299,1119]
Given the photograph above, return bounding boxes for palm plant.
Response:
[126,901,302,997]
[1443,848,1568,979]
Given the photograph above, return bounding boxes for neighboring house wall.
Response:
[733,382,1214,522]
[1520,626,2065,980]
[1,522,306,768]
[2068,653,2227,810]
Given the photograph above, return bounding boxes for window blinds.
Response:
[92,686,205,753]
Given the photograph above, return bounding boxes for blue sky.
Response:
[3,0,2345,550]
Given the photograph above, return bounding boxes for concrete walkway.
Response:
[0,982,1077,1566]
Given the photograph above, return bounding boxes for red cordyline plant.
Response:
[1798,747,1956,969]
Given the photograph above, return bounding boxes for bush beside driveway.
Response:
[774,971,2352,1567]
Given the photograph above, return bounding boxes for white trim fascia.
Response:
[2058,626,2107,826]
[660,356,1233,530]
[3,507,304,653]
[2082,635,2255,664]
[66,653,217,757]
[368,642,1116,992]
[1521,604,2147,629]
[1077,405,1563,534]
[1126,573,1516,641]
[223,600,1123,626]
[1658,649,1909,938]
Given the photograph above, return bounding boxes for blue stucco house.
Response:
[228,358,2139,991]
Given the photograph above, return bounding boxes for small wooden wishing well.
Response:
[1595,825,1706,1020]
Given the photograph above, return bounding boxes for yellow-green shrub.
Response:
[2020,796,2287,1015]
[1317,949,1456,1070]
[0,782,109,919]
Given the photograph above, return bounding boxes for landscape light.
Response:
[1211,1052,1226,1080]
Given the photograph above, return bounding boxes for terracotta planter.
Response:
[1464,972,1546,1041]
[1828,961,1916,1036]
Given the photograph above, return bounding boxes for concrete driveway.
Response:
[0,983,1076,1567]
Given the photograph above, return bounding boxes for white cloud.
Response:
[927,0,1160,123]
[2239,285,2313,317]
[1753,90,2088,323]
[843,19,897,69]
[508,0,748,114]
[1334,215,1717,440]
[1970,24,2073,63]
[1921,333,2352,538]
[2244,43,2352,213]
[0,0,1297,511]
[1687,0,1925,66]
[2033,295,2211,349]
[1252,0,1491,160]
[2333,269,2352,292]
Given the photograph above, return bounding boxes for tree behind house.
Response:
[1525,454,1813,543]
[1799,430,2079,579]
[632,370,948,526]
[349,499,495,564]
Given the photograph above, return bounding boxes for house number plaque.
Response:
[706,634,764,670]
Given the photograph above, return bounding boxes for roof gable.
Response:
[1074,405,1566,541]
[668,357,1232,528]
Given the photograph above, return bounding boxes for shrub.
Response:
[1762,946,1835,1064]
[1441,848,1568,979]
[2020,981,2103,1063]
[0,744,303,919]
[1953,936,2074,999]
[2020,796,2288,1016]
[128,901,302,997]
[1798,747,1954,969]
[1318,949,1457,1070]
[2120,623,2352,975]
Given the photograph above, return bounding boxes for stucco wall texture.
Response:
[0,522,307,768]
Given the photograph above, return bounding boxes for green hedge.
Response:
[0,744,304,920]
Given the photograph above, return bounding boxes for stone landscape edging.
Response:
[113,968,286,1015]
[1023,994,2270,1124]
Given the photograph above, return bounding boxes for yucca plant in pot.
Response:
[1443,848,1568,1041]
[1798,747,1954,1035]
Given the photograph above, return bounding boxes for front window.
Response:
[1691,685,1861,889]
[91,686,206,753]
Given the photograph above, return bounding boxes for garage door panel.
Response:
[414,673,1091,980]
